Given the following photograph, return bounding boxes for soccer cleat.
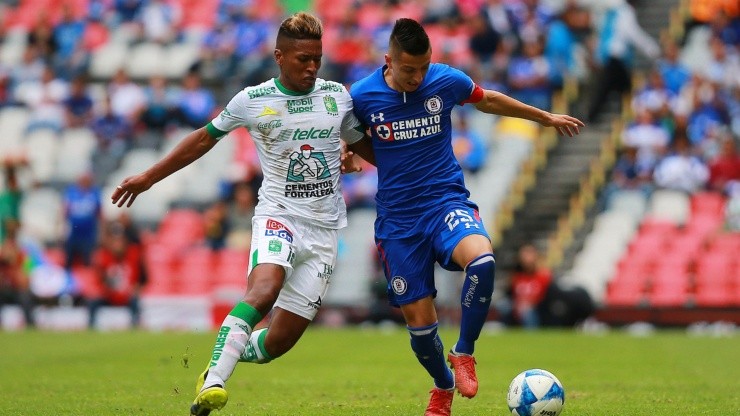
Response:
[195,367,208,395]
[425,387,454,416]
[190,386,228,416]
[447,351,478,398]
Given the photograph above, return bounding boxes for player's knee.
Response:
[466,253,495,274]
[466,253,496,288]
[243,283,282,314]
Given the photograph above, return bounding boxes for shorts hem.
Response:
[390,290,438,308]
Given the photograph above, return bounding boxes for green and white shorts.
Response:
[249,215,337,320]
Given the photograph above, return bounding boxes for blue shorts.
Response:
[374,200,490,307]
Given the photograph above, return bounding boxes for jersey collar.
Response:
[274,77,315,96]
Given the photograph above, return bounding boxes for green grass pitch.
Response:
[1,327,737,415]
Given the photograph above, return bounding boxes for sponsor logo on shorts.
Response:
[317,264,333,281]
[268,239,282,253]
[265,219,294,242]
[308,296,322,310]
[391,276,407,295]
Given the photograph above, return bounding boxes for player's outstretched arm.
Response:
[473,89,584,137]
[111,127,218,207]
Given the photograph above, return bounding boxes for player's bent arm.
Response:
[472,89,551,123]
[112,127,218,207]
[140,127,218,186]
[472,89,584,137]
[348,136,376,166]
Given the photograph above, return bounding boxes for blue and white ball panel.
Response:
[507,369,565,416]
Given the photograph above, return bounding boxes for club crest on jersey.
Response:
[424,95,443,114]
[323,96,338,116]
[265,219,294,243]
[391,276,407,295]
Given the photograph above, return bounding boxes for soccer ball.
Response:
[506,369,565,416]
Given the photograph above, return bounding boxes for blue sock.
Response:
[455,253,496,355]
[408,323,454,390]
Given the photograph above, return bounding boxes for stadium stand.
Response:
[1,0,737,330]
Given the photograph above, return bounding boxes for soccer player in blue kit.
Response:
[348,18,584,416]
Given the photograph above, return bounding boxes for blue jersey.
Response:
[350,64,478,220]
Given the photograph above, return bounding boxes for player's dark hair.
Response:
[389,18,430,56]
[277,12,323,43]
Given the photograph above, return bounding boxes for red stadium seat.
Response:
[142,244,179,295]
[694,285,735,307]
[707,233,740,254]
[179,0,218,30]
[649,287,690,307]
[44,247,66,267]
[638,218,679,236]
[72,266,103,299]
[684,214,723,239]
[648,268,691,307]
[177,247,216,295]
[153,209,205,251]
[691,192,726,216]
[605,284,645,307]
[214,249,250,287]
[695,254,734,287]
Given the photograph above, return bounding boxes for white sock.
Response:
[241,328,271,364]
[203,315,252,390]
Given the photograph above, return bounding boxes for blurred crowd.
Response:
[604,0,740,230]
[0,0,738,329]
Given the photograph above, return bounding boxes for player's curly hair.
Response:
[277,12,323,41]
[389,18,430,56]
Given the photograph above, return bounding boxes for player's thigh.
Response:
[376,236,436,307]
[432,202,491,270]
[274,225,337,321]
[247,216,298,311]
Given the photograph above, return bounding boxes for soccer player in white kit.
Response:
[110,13,366,416]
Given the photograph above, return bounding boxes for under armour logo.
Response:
[370,113,384,122]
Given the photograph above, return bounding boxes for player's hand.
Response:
[340,151,363,174]
[111,174,153,208]
[542,113,585,137]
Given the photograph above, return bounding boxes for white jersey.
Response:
[209,78,364,229]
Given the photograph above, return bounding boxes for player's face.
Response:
[275,38,322,92]
[386,49,431,93]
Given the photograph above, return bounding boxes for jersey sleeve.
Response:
[339,88,364,145]
[348,84,368,130]
[444,65,479,105]
[207,90,250,139]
